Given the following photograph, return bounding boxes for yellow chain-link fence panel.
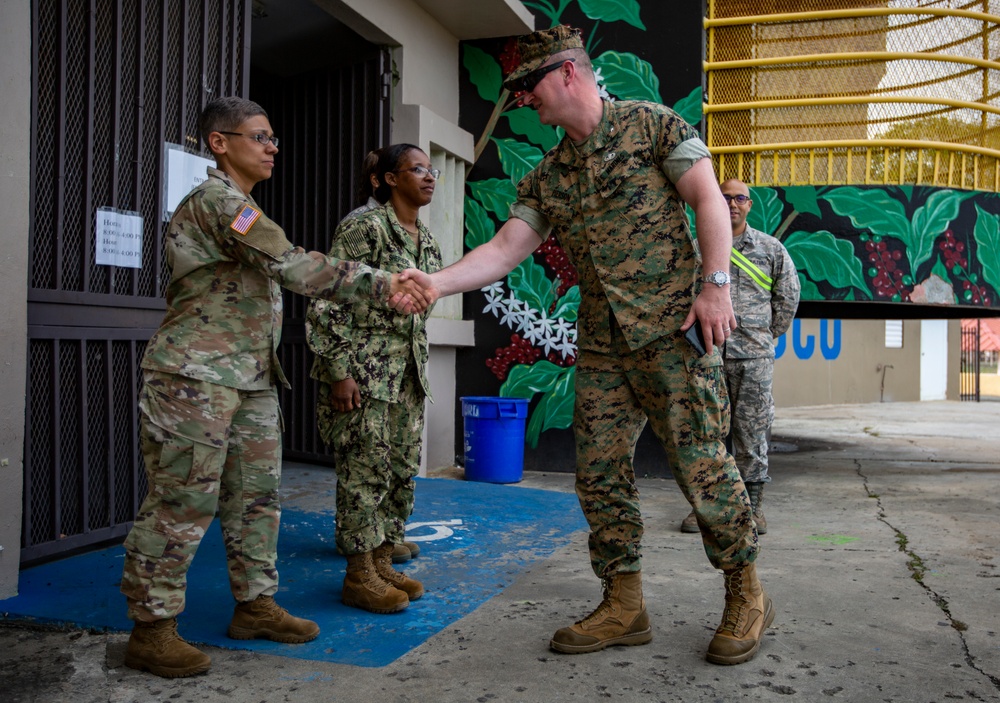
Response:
[705,0,1000,191]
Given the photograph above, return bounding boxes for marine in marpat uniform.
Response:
[420,26,773,666]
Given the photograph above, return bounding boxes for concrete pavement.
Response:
[2,400,999,702]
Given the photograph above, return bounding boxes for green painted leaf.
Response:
[748,187,782,235]
[973,204,1000,297]
[592,51,662,103]
[783,186,822,218]
[539,368,575,434]
[909,189,971,274]
[931,254,950,283]
[515,365,576,448]
[784,230,872,300]
[468,178,517,221]
[463,45,501,104]
[579,0,645,29]
[821,187,909,240]
[550,285,580,322]
[671,86,702,128]
[798,272,822,301]
[508,255,554,312]
[504,106,560,151]
[464,196,495,249]
[686,203,697,240]
[500,360,565,398]
[493,137,545,185]
[524,392,550,447]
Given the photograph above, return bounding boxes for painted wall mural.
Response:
[738,185,1000,308]
[457,1,1000,464]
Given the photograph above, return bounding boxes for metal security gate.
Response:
[24,0,250,565]
[252,51,392,465]
[961,320,981,402]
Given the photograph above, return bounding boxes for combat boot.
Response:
[680,511,699,533]
[228,594,319,643]
[549,571,652,654]
[124,618,211,678]
[746,481,767,534]
[706,561,774,665]
[374,542,424,600]
[342,551,409,613]
[392,541,421,563]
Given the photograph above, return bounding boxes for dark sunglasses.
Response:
[507,58,575,93]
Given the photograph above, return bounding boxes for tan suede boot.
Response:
[706,562,775,665]
[549,572,652,654]
[374,542,424,601]
[680,511,699,533]
[746,482,767,534]
[392,541,421,563]
[124,618,211,678]
[343,551,409,613]
[227,594,319,643]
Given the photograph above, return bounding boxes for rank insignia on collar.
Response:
[604,151,617,161]
[230,204,262,235]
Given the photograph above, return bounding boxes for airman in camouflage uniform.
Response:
[692,179,799,535]
[424,26,773,665]
[120,97,431,679]
[307,144,442,614]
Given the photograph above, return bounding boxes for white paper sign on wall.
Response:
[95,207,143,269]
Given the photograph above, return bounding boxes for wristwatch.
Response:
[705,270,731,287]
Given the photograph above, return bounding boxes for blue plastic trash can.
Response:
[461,396,529,483]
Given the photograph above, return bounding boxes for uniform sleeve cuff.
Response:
[662,137,711,183]
[509,202,553,241]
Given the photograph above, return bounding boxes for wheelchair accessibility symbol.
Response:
[404,519,464,542]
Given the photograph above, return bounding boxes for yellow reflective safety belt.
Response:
[730,249,773,292]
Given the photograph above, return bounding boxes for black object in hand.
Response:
[683,324,707,356]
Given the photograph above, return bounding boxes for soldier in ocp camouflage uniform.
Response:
[119,97,432,679]
[307,144,442,614]
[422,26,773,665]
[682,179,800,536]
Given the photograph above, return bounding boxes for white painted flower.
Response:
[482,289,504,317]
[594,67,614,102]
[522,321,546,345]
[500,296,525,329]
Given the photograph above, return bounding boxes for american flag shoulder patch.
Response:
[230,204,262,235]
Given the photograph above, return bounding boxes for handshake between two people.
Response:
[388,269,441,314]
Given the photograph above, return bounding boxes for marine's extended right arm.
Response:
[428,216,543,297]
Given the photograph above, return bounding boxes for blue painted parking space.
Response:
[3,477,585,667]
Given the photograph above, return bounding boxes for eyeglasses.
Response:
[511,58,575,93]
[219,131,279,147]
[723,194,750,204]
[394,166,441,179]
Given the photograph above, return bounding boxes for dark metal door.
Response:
[961,320,981,402]
[251,50,391,464]
[23,0,250,565]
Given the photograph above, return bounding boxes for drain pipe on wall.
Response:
[877,363,894,402]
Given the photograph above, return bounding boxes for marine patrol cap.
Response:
[503,25,584,92]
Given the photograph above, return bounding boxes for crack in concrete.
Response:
[852,458,1000,694]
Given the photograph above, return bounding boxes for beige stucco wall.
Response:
[774,319,961,407]
[0,0,30,597]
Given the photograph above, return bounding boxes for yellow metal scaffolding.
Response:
[704,1,1000,191]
